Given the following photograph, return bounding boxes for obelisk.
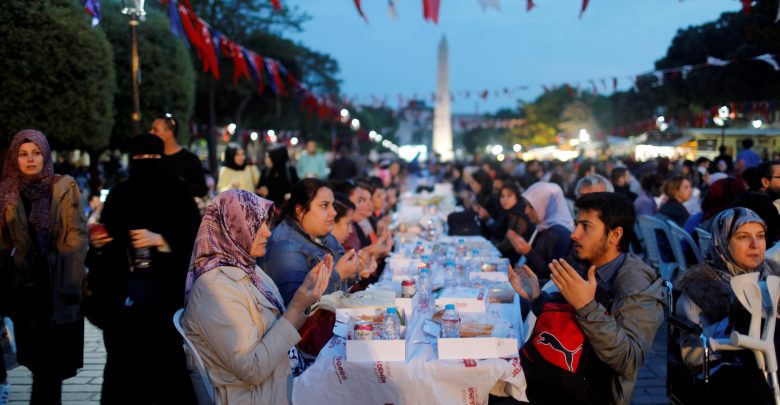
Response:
[433,36,453,161]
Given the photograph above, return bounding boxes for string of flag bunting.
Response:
[79,0,345,123]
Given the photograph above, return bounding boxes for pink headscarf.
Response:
[0,130,54,252]
[185,189,283,311]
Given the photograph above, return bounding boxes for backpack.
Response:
[447,210,481,236]
[521,294,613,405]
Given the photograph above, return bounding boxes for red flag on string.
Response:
[270,0,282,10]
[740,0,752,13]
[423,0,441,24]
[230,43,251,84]
[179,0,193,10]
[177,5,203,60]
[354,0,369,22]
[526,0,535,11]
[249,52,266,95]
[193,18,220,79]
[579,0,589,18]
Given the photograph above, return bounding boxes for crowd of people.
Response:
[1,124,779,404]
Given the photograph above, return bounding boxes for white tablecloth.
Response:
[292,299,527,404]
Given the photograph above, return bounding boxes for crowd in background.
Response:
[3,123,780,404]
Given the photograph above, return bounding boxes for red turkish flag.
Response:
[354,0,369,22]
[579,0,589,18]
[740,0,752,13]
[194,18,220,79]
[423,0,441,24]
[177,5,203,60]
[250,53,266,95]
[230,43,251,84]
[270,0,282,10]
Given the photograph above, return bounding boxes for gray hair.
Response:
[575,174,614,198]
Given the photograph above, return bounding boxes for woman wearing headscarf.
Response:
[182,190,332,405]
[258,146,300,206]
[675,208,780,403]
[469,169,501,229]
[217,142,260,193]
[506,182,574,281]
[85,134,200,404]
[0,130,87,404]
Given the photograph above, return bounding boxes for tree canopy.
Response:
[0,0,116,150]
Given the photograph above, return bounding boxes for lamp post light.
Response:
[717,105,730,149]
[122,0,146,135]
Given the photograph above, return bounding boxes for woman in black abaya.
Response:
[85,134,200,405]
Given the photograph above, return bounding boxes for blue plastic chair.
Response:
[666,220,703,274]
[637,214,679,281]
[694,227,712,253]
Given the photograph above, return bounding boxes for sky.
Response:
[284,0,741,114]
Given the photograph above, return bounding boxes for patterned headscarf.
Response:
[707,207,767,277]
[185,190,283,311]
[0,130,54,252]
[522,181,574,231]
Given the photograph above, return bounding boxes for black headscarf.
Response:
[93,133,201,314]
[222,143,246,171]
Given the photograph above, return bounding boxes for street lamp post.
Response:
[715,105,730,150]
[122,1,146,136]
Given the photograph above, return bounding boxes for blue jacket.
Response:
[260,218,345,305]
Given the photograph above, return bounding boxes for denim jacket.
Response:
[260,218,345,305]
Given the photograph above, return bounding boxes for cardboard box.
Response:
[346,338,406,362]
[437,337,518,360]
[435,288,487,313]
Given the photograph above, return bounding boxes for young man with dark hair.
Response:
[509,192,665,405]
[150,115,208,198]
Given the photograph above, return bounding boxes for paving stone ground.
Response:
[5,321,105,405]
[3,320,671,404]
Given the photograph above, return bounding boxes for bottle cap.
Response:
[420,268,430,274]
[387,307,398,314]
[445,304,456,310]
[458,238,464,243]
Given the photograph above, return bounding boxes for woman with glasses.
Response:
[217,143,260,193]
[0,130,87,404]
[260,179,360,305]
[182,190,332,405]
[85,134,201,404]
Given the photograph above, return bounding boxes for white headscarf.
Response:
[522,182,574,232]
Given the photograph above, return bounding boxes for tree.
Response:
[179,1,342,172]
[101,0,196,147]
[649,0,780,121]
[0,0,116,150]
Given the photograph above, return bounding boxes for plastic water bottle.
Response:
[444,260,458,286]
[440,304,461,338]
[456,238,467,255]
[383,308,402,340]
[413,241,425,257]
[416,268,432,312]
